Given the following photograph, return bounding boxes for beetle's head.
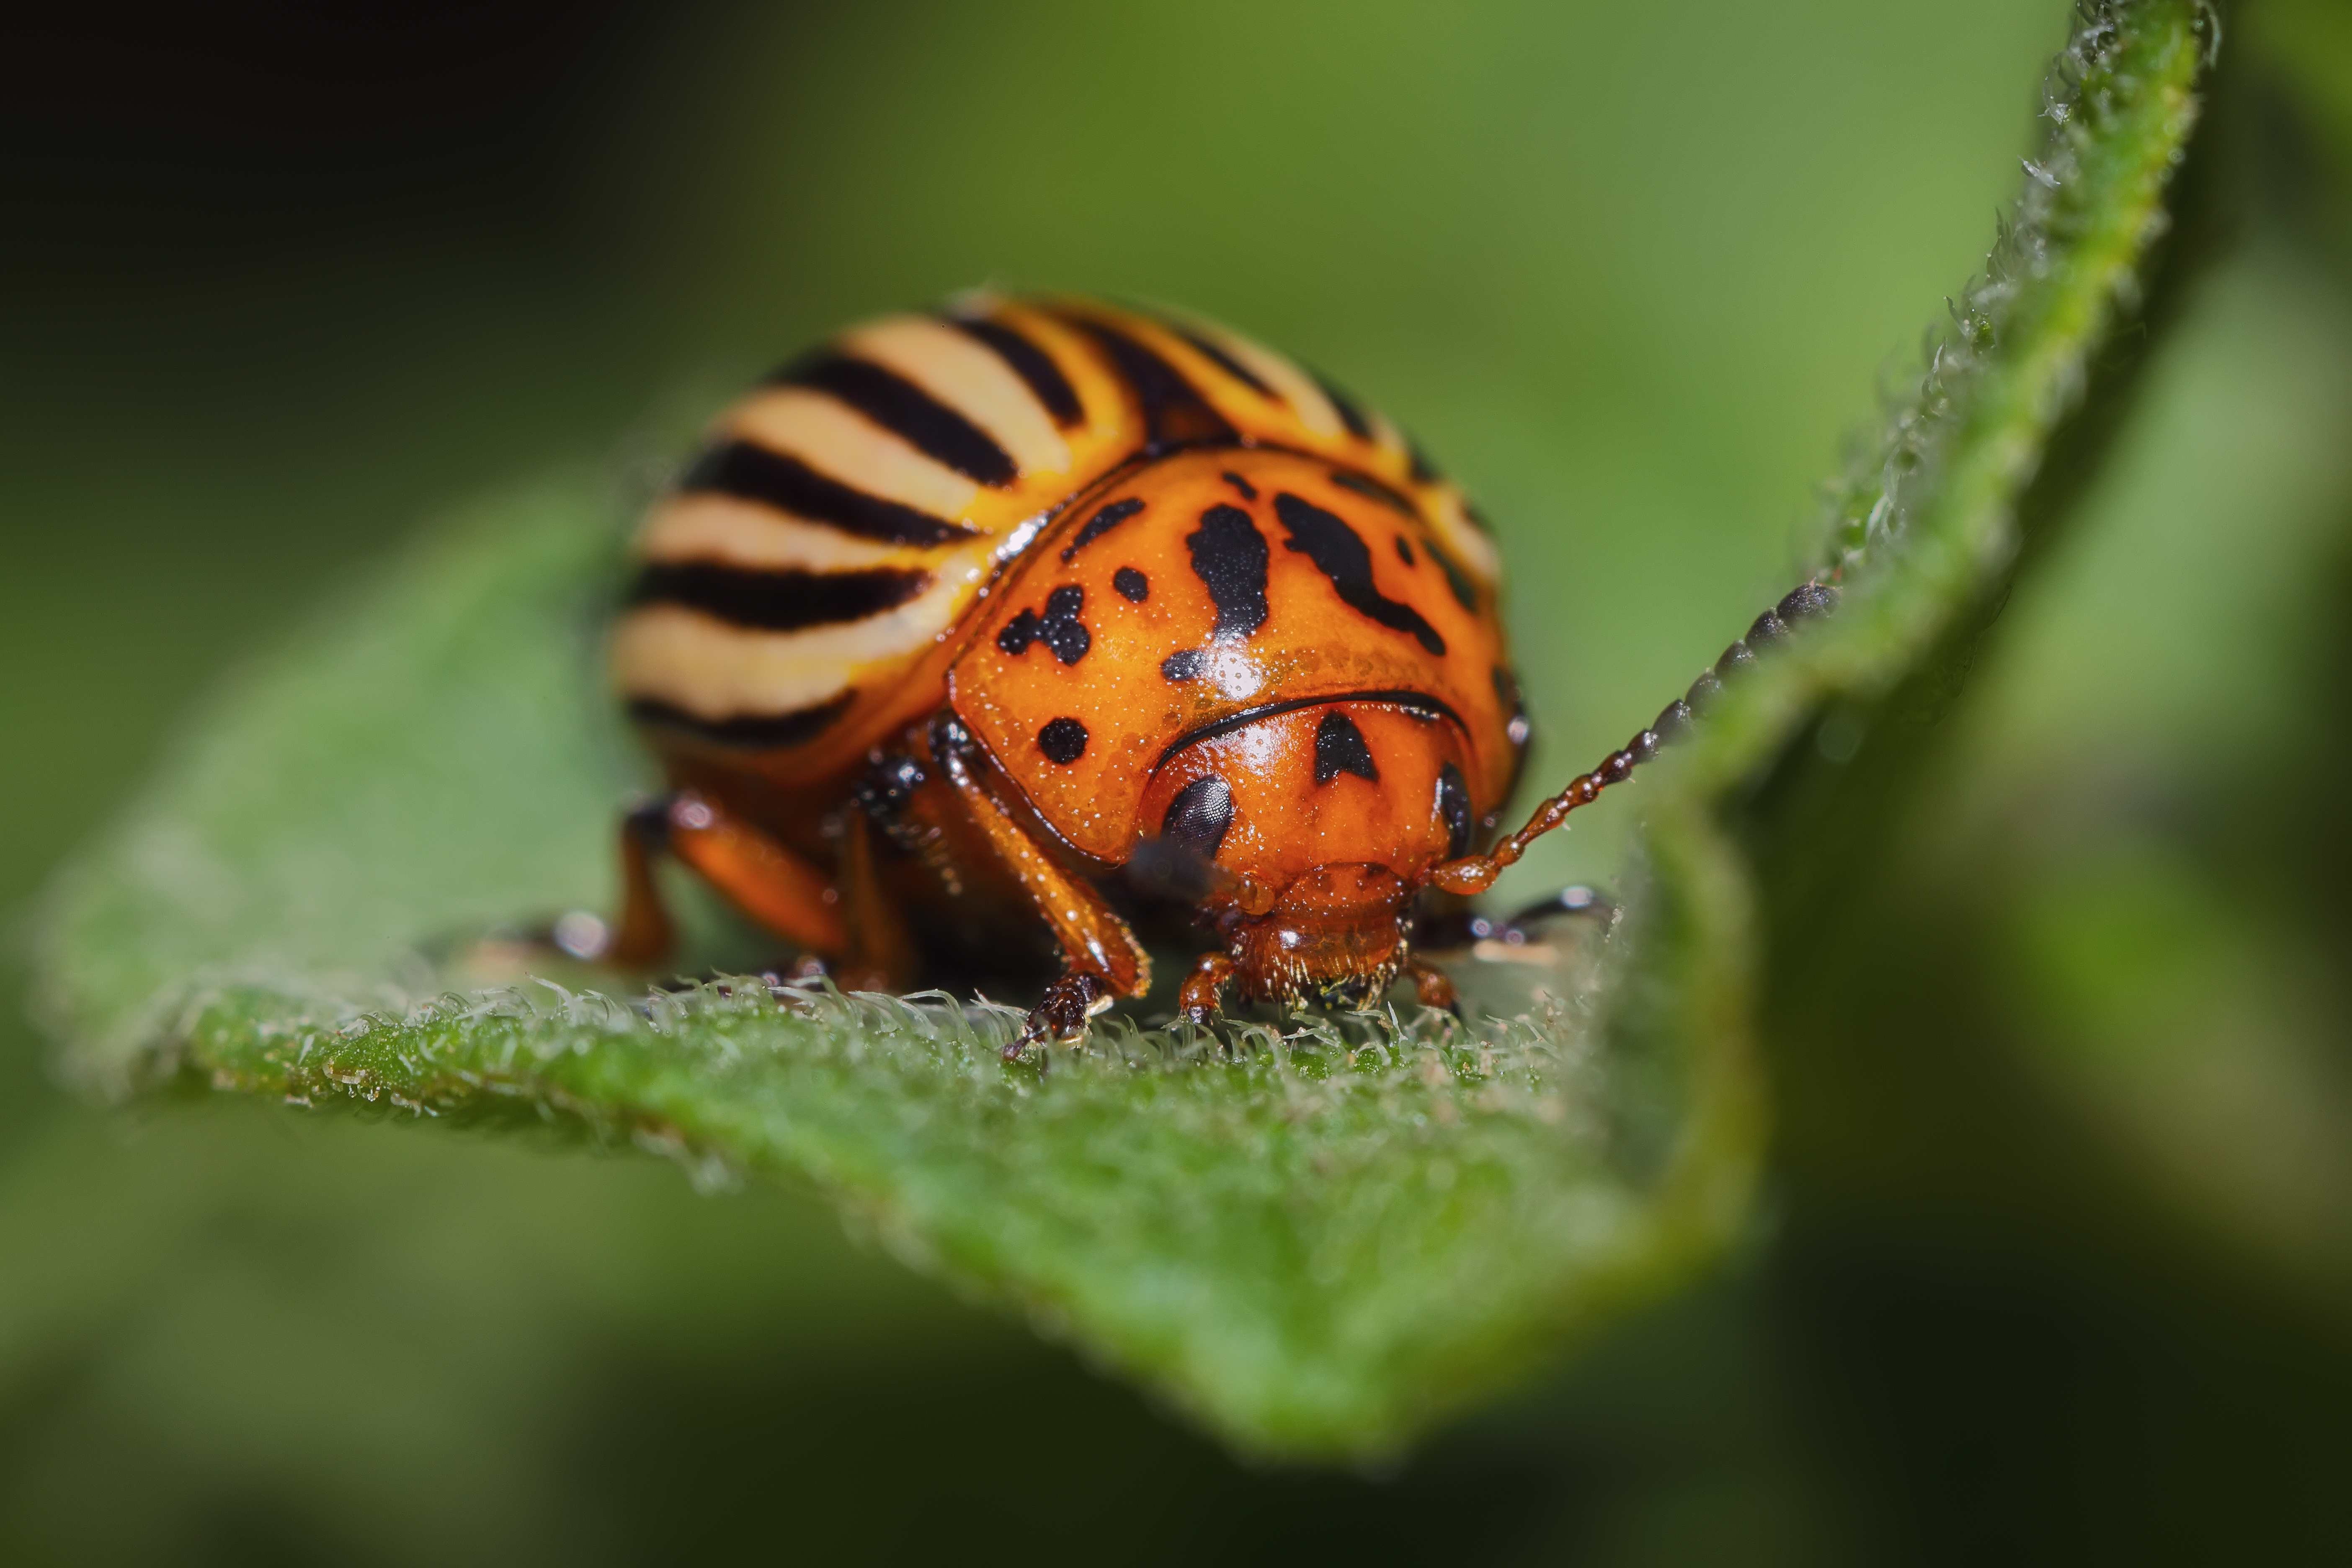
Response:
[1222,861,1414,1006]
[1133,699,1485,1006]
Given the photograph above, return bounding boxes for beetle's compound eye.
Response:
[1162,774,1234,863]
[1436,763,1473,858]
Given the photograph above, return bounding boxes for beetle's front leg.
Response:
[1027,970,1117,1047]
[1179,952,1236,1026]
[928,715,1151,1060]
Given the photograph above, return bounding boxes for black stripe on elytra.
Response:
[1330,468,1421,519]
[1314,374,1374,440]
[1313,711,1379,785]
[1272,492,1446,656]
[1072,319,1238,453]
[1187,503,1269,641]
[1407,439,1444,483]
[626,691,856,750]
[627,562,931,632]
[1154,690,1462,769]
[679,441,978,547]
[1170,325,1274,396]
[1222,470,1257,500]
[1422,535,1479,611]
[772,353,1017,486]
[944,314,1082,426]
[1061,496,1144,562]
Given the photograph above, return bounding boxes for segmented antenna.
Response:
[1431,581,1840,894]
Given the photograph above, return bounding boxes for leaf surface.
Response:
[34,0,2215,1458]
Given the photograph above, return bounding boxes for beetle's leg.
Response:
[929,716,1150,1057]
[1403,954,1460,1015]
[1431,583,1840,896]
[603,791,848,966]
[1179,952,1236,1026]
[831,809,917,993]
[605,800,679,965]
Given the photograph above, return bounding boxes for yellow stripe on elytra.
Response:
[839,315,1073,479]
[1425,489,1501,583]
[636,493,924,573]
[612,571,970,721]
[727,387,980,521]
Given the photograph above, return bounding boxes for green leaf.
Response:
[32,0,2216,1459]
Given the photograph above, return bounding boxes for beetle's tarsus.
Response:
[1404,954,1460,1016]
[1179,951,1237,1026]
[1012,970,1112,1060]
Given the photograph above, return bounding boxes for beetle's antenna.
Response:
[1429,582,1839,895]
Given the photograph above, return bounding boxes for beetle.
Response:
[586,294,1832,1053]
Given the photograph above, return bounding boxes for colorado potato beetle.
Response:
[589,294,1832,1052]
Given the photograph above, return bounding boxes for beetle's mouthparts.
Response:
[1230,862,1414,1003]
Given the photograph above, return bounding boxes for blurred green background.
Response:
[4,1,2349,1561]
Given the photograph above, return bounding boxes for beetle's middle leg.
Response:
[603,792,848,968]
[928,716,1150,1057]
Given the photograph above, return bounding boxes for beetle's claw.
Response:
[1009,970,1110,1062]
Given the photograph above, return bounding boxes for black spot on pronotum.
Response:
[678,441,977,547]
[1160,649,1206,681]
[1187,504,1270,641]
[1037,717,1088,764]
[1393,535,1415,567]
[1113,567,1148,602]
[995,584,1090,664]
[1155,690,1460,768]
[771,353,1018,486]
[1314,711,1379,785]
[945,314,1082,425]
[1161,774,1234,861]
[1221,470,1257,500]
[1062,497,1144,562]
[1435,763,1473,856]
[1273,492,1446,656]
[627,563,931,632]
